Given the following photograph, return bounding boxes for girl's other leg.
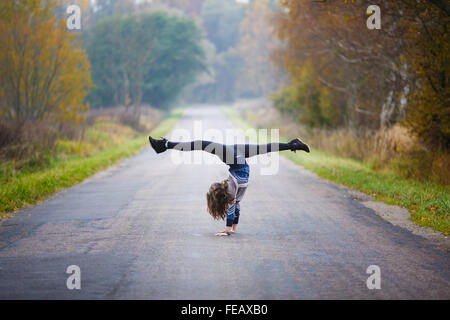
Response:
[232,205,240,232]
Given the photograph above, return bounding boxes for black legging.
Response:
[167,140,291,165]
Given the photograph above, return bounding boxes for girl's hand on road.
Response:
[215,231,233,236]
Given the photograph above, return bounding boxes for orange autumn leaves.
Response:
[273,0,449,150]
[0,0,92,124]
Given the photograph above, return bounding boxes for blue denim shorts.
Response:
[229,164,249,184]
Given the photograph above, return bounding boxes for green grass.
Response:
[0,108,184,218]
[223,107,450,235]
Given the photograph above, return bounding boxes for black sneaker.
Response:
[289,138,310,153]
[149,136,168,154]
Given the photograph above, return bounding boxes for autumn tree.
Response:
[272,0,448,151]
[0,0,92,124]
[273,1,405,128]
[398,1,449,150]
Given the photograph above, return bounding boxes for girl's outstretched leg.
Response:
[236,139,310,158]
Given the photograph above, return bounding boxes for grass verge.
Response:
[0,108,184,219]
[223,107,450,235]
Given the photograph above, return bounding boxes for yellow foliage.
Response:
[275,0,449,151]
[402,3,449,150]
[0,0,93,124]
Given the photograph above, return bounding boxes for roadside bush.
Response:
[431,152,450,185]
[0,119,57,167]
[85,106,162,133]
[0,106,162,171]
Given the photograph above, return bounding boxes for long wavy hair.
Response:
[206,180,234,220]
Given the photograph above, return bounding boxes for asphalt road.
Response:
[0,106,449,299]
